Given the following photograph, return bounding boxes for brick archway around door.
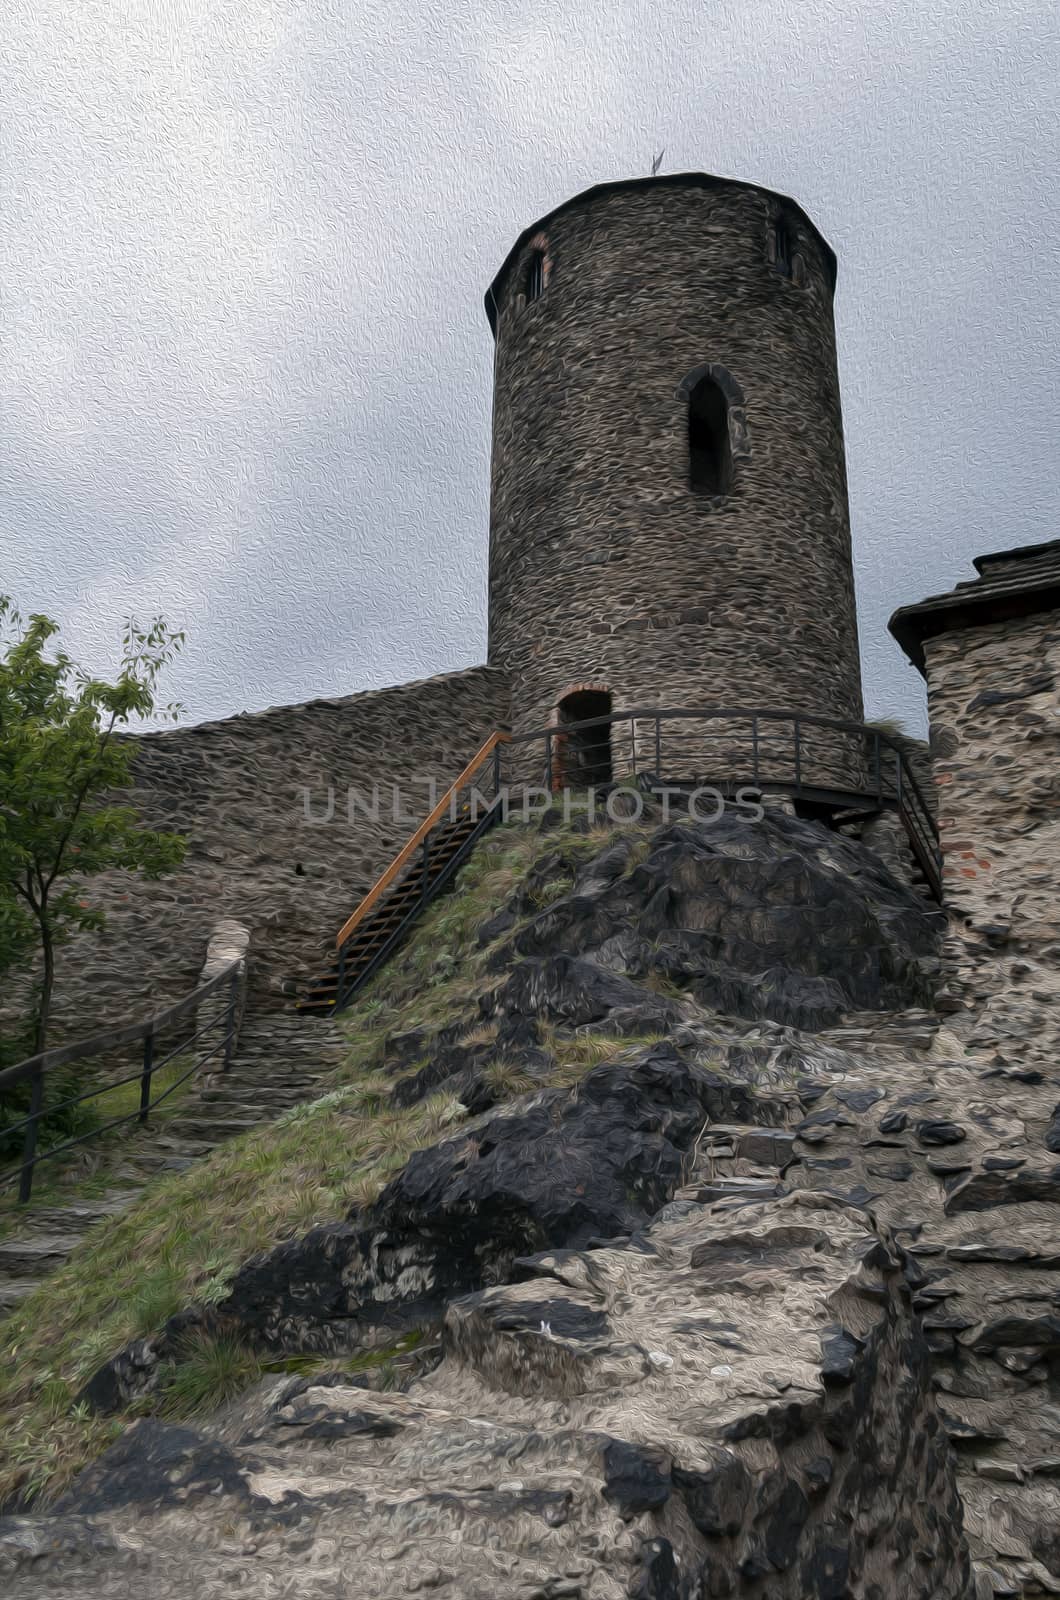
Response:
[550,684,615,791]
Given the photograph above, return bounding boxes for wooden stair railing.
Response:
[334,731,510,949]
[298,706,943,1018]
[298,731,510,1015]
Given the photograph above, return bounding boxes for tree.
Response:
[0,598,188,1058]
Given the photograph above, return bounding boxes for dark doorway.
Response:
[557,689,613,786]
[688,375,732,495]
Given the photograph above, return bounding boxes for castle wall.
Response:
[0,665,509,1049]
[926,611,1060,1067]
[485,177,864,789]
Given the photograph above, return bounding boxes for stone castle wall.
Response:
[0,665,510,1049]
[485,176,864,789]
[926,611,1060,1067]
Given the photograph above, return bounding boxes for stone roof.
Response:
[483,172,838,333]
[889,539,1060,674]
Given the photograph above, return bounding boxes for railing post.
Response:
[654,713,662,778]
[492,737,501,801]
[752,715,760,786]
[545,730,553,793]
[18,1064,44,1204]
[630,717,637,780]
[222,967,239,1072]
[421,833,431,903]
[336,942,346,1012]
[139,1027,154,1125]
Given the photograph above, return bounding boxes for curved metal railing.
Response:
[496,706,941,899]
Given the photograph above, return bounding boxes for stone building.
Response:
[0,666,508,1034]
[890,538,1060,1069]
[484,174,864,788]
[1,173,946,1038]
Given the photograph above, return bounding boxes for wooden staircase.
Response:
[298,732,510,1016]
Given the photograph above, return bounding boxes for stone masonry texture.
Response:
[0,665,510,1044]
[925,610,1060,1072]
[484,174,865,782]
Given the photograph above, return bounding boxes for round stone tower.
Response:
[483,173,864,785]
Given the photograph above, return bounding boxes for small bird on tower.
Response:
[651,148,665,176]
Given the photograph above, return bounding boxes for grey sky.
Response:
[3,1,1058,737]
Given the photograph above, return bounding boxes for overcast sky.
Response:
[2,1,1057,737]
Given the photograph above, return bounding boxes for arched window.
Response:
[772,217,794,279]
[526,249,545,303]
[688,375,732,496]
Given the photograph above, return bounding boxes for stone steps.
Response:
[2,1193,141,1237]
[198,1082,325,1104]
[0,1233,89,1276]
[0,1010,347,1315]
[160,1116,266,1142]
[0,1277,40,1314]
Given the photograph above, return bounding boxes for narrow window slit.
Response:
[526,250,545,303]
[688,376,732,495]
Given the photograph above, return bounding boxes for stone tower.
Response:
[483,173,864,782]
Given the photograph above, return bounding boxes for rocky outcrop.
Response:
[769,1030,1060,1594]
[1,1188,973,1599]
[6,802,1051,1596]
[496,821,937,1030]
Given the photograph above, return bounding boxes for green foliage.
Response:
[0,1060,100,1167]
[528,875,573,909]
[157,1332,264,1418]
[0,596,188,1058]
[0,1005,102,1166]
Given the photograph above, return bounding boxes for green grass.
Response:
[0,1050,204,1238]
[152,1326,430,1419]
[0,812,660,1511]
[156,1330,266,1417]
[538,1025,670,1087]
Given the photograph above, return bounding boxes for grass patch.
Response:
[156,1331,265,1418]
[0,1050,201,1236]
[539,1026,670,1087]
[0,811,656,1510]
[481,1058,540,1097]
[0,1082,462,1505]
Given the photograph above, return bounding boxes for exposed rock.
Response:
[2,1193,973,1599]
[161,1045,763,1361]
[497,810,941,1030]
[13,805,1059,1595]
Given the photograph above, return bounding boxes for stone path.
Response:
[0,1011,345,1318]
[0,1175,973,1600]
[675,1005,1060,1598]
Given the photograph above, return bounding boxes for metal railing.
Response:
[330,732,511,1013]
[495,706,941,899]
[323,706,940,1021]
[0,957,244,1203]
[336,731,511,951]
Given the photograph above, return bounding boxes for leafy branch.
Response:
[0,597,188,1057]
